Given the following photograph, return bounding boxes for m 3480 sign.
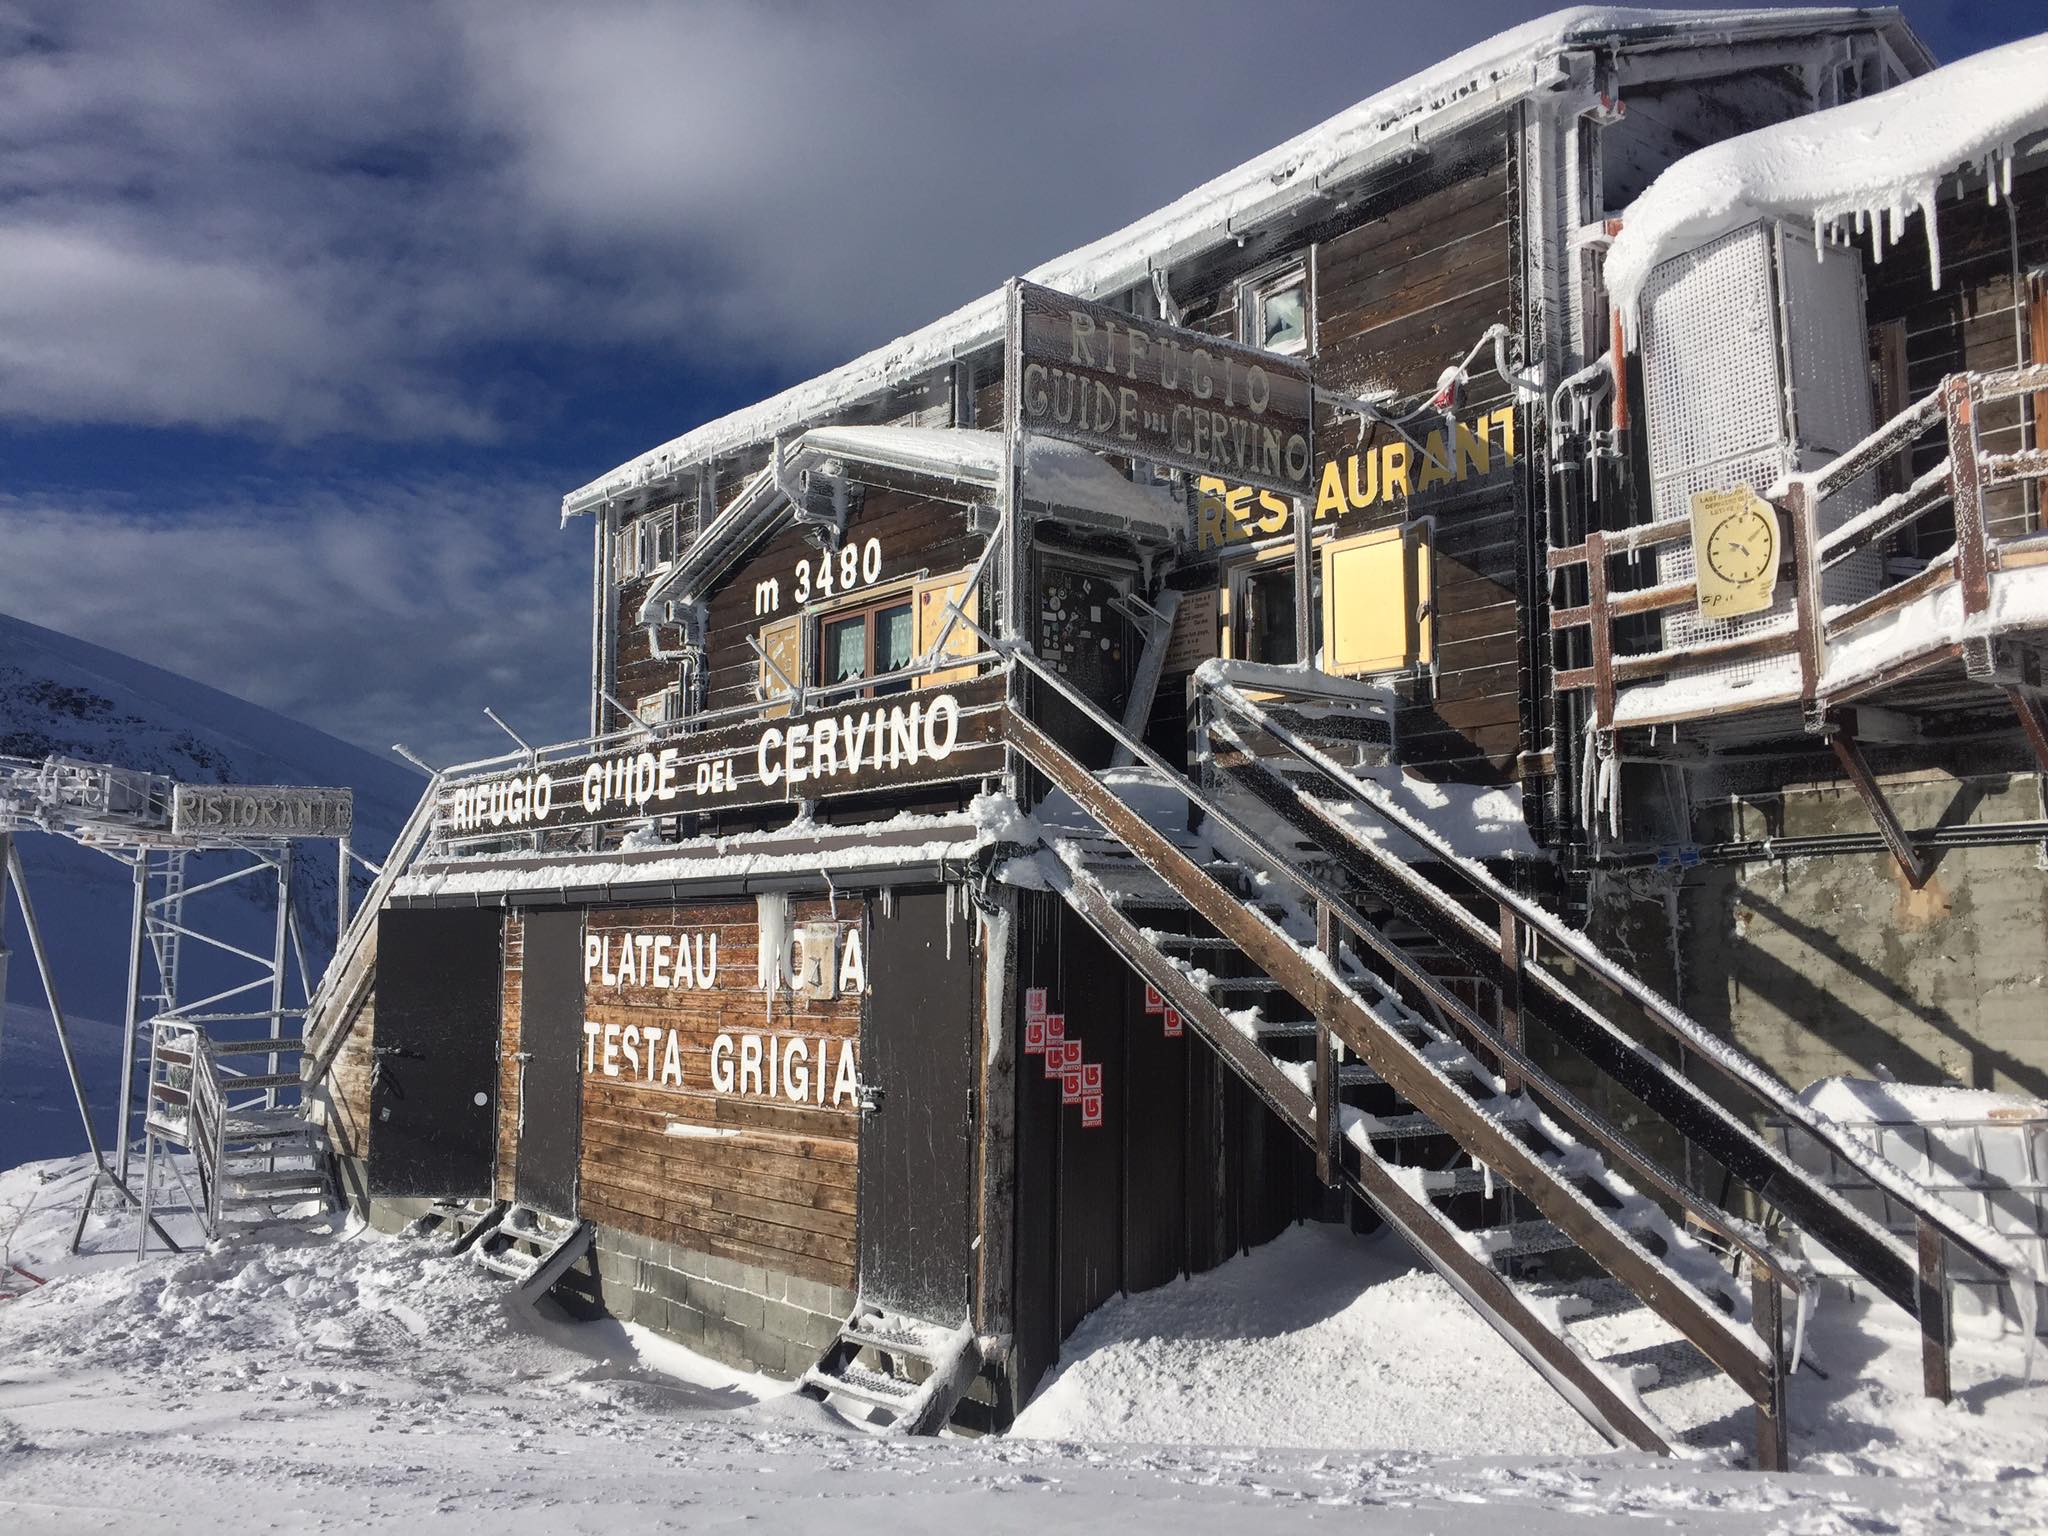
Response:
[1009,279,1314,500]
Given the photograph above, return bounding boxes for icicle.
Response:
[756,892,791,1019]
[1811,209,1826,262]
[2003,145,2014,201]
[1922,189,1943,293]
[1986,155,2000,208]
[1868,208,1884,265]
[1791,1281,1817,1375]
[1480,1161,1495,1201]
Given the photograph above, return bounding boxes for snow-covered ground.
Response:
[2,1156,2042,1535]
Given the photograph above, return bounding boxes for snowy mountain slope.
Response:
[0,611,425,1169]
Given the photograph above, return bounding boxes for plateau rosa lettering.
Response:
[441,692,965,830]
[580,926,865,1106]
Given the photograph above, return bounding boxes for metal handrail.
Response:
[999,626,1800,1290]
[1200,673,2034,1309]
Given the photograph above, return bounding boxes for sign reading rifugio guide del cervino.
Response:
[1009,278,1315,500]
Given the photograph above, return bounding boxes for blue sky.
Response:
[0,1,2032,766]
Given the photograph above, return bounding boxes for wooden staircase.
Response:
[1002,649,2036,1466]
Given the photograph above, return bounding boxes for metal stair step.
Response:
[1146,933,1240,951]
[220,1179,327,1204]
[218,1109,308,1141]
[1246,1016,1320,1041]
[208,1037,306,1056]
[805,1361,918,1413]
[1339,1055,1483,1089]
[1355,1110,1455,1141]
[213,1071,301,1091]
[1479,1221,1577,1261]
[842,1319,952,1361]
[1202,975,1287,996]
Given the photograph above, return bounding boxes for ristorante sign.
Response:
[1010,279,1315,500]
[436,677,1005,838]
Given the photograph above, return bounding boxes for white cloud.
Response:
[0,0,1552,440]
[0,484,591,764]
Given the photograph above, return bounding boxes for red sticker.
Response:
[1026,988,1048,1019]
[1163,1008,1183,1038]
[1045,1013,1065,1043]
[1061,1067,1084,1103]
[1059,1041,1084,1069]
[1081,1062,1102,1093]
[1024,1018,1046,1055]
[1143,985,1164,1014]
[1081,1094,1104,1127]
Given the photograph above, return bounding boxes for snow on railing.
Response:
[1550,365,2048,732]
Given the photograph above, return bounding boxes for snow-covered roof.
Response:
[1607,31,2048,326]
[565,7,1916,521]
[636,425,1183,620]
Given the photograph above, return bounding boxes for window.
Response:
[818,596,915,697]
[913,572,979,689]
[636,686,680,726]
[757,614,802,717]
[1320,524,1433,675]
[1241,262,1310,357]
[1229,553,1321,666]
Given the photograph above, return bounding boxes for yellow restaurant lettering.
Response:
[1194,405,1517,553]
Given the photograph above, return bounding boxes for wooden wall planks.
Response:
[576,897,865,1289]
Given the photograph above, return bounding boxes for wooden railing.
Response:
[1550,365,2048,732]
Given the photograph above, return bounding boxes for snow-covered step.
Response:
[807,1360,917,1410]
[212,1071,302,1092]
[207,1036,307,1056]
[1201,975,1288,997]
[1477,1221,1577,1261]
[1354,1110,1457,1141]
[221,1179,327,1204]
[217,1109,310,1142]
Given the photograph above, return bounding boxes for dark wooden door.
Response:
[366,907,502,1200]
[514,909,585,1218]
[1031,560,1134,768]
[858,887,975,1321]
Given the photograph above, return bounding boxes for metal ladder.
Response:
[138,1020,327,1244]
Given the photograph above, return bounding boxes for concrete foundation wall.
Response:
[1646,770,2048,1101]
[554,1227,852,1378]
[331,1160,849,1379]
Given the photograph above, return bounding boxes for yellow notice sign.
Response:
[1690,486,1781,619]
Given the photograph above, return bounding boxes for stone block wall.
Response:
[554,1227,852,1378]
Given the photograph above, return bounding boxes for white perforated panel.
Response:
[1640,220,1881,668]
[1640,225,1783,481]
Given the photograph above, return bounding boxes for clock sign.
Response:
[1690,486,1781,619]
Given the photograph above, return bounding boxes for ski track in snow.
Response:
[2,1158,2043,1534]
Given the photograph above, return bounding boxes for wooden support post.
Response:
[1314,901,1341,1189]
[1829,725,1931,889]
[1946,375,1992,619]
[2005,686,2048,777]
[1497,908,1524,1097]
[1752,1267,1789,1472]
[1753,1275,1790,1470]
[1584,531,1615,730]
[1917,1218,1954,1404]
[1786,481,1826,727]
